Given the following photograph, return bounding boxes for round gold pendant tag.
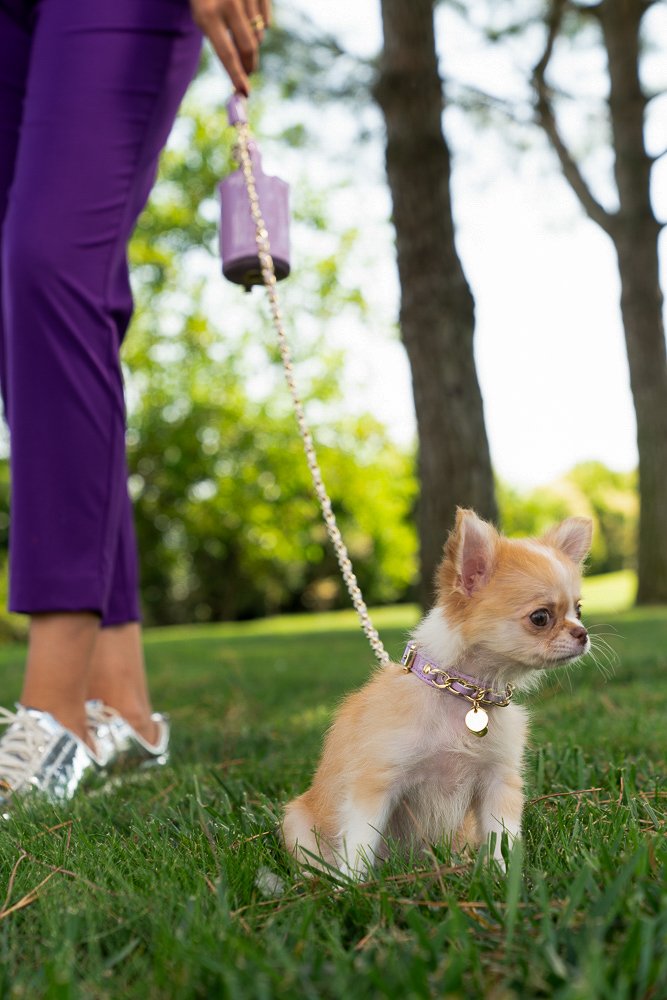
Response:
[465,706,489,736]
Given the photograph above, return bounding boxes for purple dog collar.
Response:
[400,643,514,736]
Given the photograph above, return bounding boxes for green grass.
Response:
[0,573,665,999]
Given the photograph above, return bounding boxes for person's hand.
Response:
[190,0,272,96]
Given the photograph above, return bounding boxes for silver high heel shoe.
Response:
[0,705,102,810]
[85,700,170,772]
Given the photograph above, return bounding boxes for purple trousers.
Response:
[0,0,202,624]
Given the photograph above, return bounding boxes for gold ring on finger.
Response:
[250,14,265,31]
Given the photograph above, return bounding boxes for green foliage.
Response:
[498,461,638,575]
[119,70,418,625]
[568,462,638,573]
[0,600,665,997]
[125,335,417,624]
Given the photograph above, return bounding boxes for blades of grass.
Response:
[292,844,357,889]
[504,839,524,949]
[639,798,663,830]
[102,937,141,973]
[208,770,243,808]
[650,914,667,997]
[534,747,546,796]
[590,847,643,924]
[533,878,565,979]
[633,917,655,999]
[193,774,220,858]
[472,881,503,926]
[558,863,593,927]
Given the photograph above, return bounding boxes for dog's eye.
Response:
[575,602,582,620]
[529,608,551,628]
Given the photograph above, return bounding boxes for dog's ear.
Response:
[542,517,592,566]
[445,508,498,597]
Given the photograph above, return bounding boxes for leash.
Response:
[229,110,390,667]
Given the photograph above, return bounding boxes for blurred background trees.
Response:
[0,1,663,630]
[121,80,418,625]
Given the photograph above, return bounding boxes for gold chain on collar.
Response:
[420,666,515,707]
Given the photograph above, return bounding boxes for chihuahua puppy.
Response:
[283,509,592,876]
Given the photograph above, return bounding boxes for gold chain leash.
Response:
[233,122,390,666]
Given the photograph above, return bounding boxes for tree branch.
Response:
[532,0,617,237]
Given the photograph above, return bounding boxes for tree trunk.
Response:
[375,0,497,606]
[600,0,667,603]
[534,0,667,603]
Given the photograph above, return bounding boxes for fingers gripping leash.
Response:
[221,96,390,666]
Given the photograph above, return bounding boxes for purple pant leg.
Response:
[0,0,202,624]
[0,5,31,410]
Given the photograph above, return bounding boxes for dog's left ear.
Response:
[447,508,498,597]
[542,517,593,565]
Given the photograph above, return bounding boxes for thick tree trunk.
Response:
[375,0,497,606]
[535,0,667,603]
[601,0,667,602]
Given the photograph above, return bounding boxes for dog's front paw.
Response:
[338,856,370,882]
[487,830,521,873]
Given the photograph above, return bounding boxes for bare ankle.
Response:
[20,612,101,752]
[87,622,158,744]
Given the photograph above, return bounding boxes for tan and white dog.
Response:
[283,508,592,877]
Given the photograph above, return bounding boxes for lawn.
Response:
[0,572,665,998]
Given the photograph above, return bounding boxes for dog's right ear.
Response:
[443,508,498,598]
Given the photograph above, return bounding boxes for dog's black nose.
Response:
[569,624,588,645]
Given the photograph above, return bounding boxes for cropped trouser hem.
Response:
[9,572,141,625]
